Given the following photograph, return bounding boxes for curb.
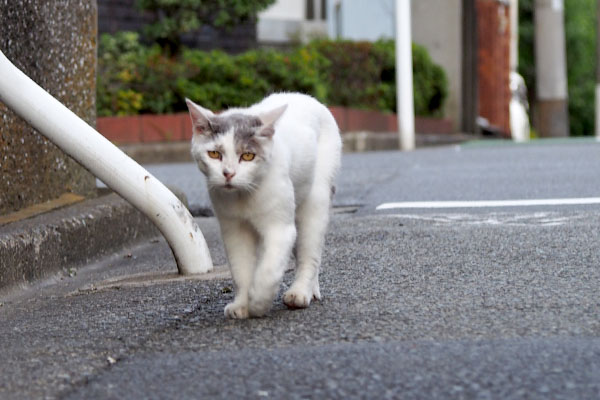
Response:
[0,192,162,294]
[342,131,475,152]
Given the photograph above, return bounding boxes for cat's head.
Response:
[186,98,287,193]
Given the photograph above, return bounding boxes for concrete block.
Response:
[0,0,97,215]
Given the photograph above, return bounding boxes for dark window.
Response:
[306,0,315,20]
[321,0,327,20]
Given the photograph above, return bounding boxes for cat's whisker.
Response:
[243,181,259,193]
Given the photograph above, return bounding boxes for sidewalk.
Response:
[0,186,188,295]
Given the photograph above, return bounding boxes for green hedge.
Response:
[97,32,448,117]
[305,39,447,117]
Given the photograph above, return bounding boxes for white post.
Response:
[0,50,213,275]
[395,0,415,151]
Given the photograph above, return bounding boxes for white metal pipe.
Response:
[395,0,415,151]
[0,50,213,275]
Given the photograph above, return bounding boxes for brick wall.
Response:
[477,0,511,136]
[97,0,258,53]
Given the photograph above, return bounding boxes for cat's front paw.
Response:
[224,302,249,319]
[248,286,276,317]
[283,285,320,309]
[247,296,272,317]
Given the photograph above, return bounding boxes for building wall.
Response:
[259,0,305,20]
[411,0,463,132]
[0,0,97,215]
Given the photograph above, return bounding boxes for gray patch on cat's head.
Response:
[194,112,272,159]
[207,113,262,137]
[209,113,272,158]
[235,134,268,158]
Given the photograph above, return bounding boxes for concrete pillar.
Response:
[0,0,97,215]
[534,0,569,137]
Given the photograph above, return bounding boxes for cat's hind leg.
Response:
[283,185,331,309]
[284,111,339,310]
[220,219,258,319]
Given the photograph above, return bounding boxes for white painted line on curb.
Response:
[376,197,600,210]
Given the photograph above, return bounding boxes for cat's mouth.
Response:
[208,182,237,192]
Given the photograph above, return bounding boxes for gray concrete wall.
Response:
[411,0,463,132]
[0,0,97,215]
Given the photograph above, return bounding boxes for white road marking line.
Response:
[387,212,576,227]
[376,197,600,210]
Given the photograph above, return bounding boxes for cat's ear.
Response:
[186,98,215,135]
[257,104,287,138]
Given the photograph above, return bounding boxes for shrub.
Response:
[97,32,147,116]
[176,46,328,111]
[307,40,386,109]
[410,42,448,117]
[97,33,448,118]
[97,32,185,116]
[308,39,447,116]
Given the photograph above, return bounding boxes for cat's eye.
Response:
[207,150,221,160]
[241,153,255,162]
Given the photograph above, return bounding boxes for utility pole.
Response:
[596,0,600,137]
[395,0,415,151]
[534,0,569,137]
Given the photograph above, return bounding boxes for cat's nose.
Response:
[223,170,236,181]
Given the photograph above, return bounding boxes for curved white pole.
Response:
[0,50,213,275]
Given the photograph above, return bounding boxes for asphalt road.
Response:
[2,139,600,399]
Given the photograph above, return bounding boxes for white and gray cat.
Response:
[186,93,341,318]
